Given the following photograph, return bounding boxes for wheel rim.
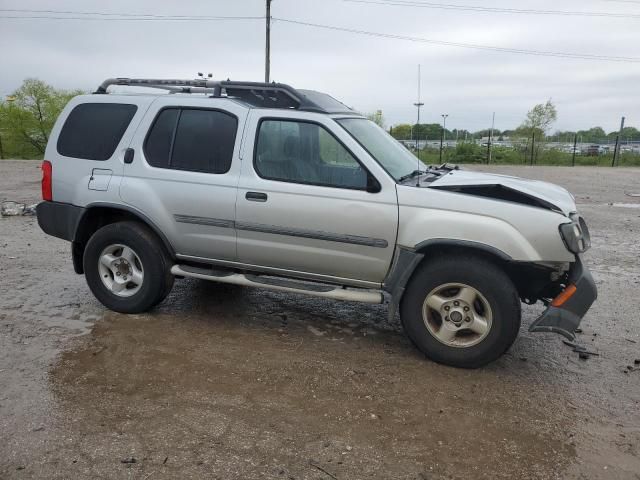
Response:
[422,282,493,348]
[97,244,144,298]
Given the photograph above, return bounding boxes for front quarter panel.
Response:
[397,186,574,263]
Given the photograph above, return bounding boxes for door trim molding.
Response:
[235,221,388,248]
[173,214,234,229]
[174,215,389,248]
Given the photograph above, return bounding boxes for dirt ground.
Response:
[1,160,639,479]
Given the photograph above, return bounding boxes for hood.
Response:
[428,170,576,215]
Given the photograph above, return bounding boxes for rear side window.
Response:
[144,108,237,174]
[57,103,137,160]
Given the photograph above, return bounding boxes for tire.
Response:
[400,255,520,368]
[83,221,174,313]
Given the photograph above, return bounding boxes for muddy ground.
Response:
[1,160,639,479]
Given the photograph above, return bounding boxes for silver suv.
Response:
[36,77,597,368]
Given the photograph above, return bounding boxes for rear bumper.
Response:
[36,201,85,242]
[529,256,597,340]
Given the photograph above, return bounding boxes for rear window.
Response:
[144,107,237,174]
[57,103,137,160]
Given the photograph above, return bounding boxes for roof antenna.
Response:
[414,64,424,187]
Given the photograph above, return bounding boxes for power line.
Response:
[601,0,640,4]
[0,8,217,17]
[273,17,640,63]
[3,7,638,63]
[0,9,264,21]
[0,15,263,22]
[343,0,640,19]
[0,15,263,21]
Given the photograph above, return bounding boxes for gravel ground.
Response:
[1,160,639,479]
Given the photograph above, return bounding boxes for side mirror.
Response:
[366,174,381,193]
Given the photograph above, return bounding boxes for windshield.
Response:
[337,118,424,181]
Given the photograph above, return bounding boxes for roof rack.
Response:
[94,78,355,114]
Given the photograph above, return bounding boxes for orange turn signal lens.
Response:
[551,284,577,307]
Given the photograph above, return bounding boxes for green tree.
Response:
[621,126,640,140]
[413,123,448,141]
[390,123,412,140]
[366,110,385,128]
[606,126,640,142]
[517,99,557,138]
[0,78,81,159]
[451,129,472,140]
[514,99,557,162]
[474,128,503,139]
[576,127,606,143]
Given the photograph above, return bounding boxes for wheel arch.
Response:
[385,239,546,321]
[72,203,175,274]
[399,239,555,307]
[415,239,512,263]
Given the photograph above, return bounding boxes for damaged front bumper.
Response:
[529,256,597,341]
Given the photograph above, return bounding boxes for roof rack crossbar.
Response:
[95,78,222,95]
[93,77,354,114]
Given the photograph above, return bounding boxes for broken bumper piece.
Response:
[529,256,597,341]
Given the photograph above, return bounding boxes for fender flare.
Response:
[383,239,512,321]
[71,202,176,273]
[415,238,512,262]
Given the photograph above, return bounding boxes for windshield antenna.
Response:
[413,64,424,187]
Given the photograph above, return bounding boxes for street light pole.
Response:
[439,114,448,162]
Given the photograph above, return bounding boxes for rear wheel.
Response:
[400,255,520,368]
[83,221,173,313]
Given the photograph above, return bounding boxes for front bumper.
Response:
[529,256,597,340]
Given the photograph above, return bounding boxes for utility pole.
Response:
[572,133,577,166]
[487,112,495,164]
[414,65,424,163]
[439,114,448,162]
[265,0,272,83]
[612,116,625,167]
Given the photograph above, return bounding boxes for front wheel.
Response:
[400,255,521,368]
[83,221,174,313]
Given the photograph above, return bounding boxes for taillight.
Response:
[41,160,52,201]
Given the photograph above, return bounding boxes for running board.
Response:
[170,265,384,304]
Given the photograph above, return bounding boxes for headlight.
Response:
[559,214,591,253]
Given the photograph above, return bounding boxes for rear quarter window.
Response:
[57,103,138,160]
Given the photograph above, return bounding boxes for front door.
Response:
[235,111,398,285]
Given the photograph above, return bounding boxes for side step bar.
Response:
[170,265,384,304]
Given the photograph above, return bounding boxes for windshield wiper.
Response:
[397,170,426,183]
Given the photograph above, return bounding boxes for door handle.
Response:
[124,148,134,164]
[246,191,268,202]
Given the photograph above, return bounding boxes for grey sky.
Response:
[1,0,638,132]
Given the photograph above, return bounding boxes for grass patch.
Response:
[415,143,640,167]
